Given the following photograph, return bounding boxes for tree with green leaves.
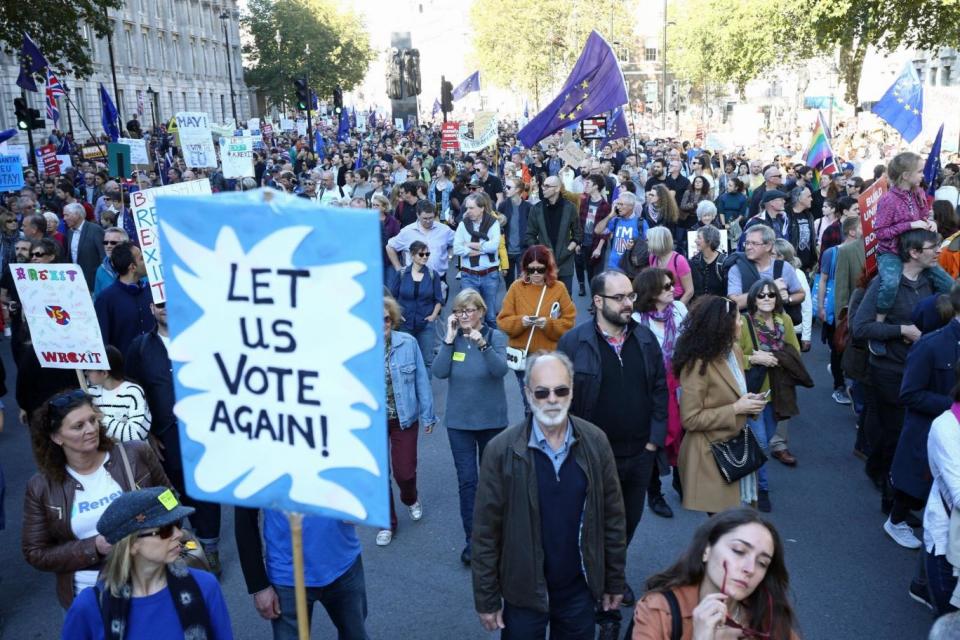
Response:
[0,0,122,79]
[469,0,638,110]
[242,0,374,110]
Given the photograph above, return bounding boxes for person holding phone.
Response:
[671,296,768,516]
[497,245,577,413]
[433,288,509,566]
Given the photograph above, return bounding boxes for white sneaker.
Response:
[883,517,921,549]
[408,500,423,521]
[375,529,393,546]
[832,389,852,405]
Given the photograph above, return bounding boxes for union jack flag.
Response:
[45,69,65,125]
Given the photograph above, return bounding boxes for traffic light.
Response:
[441,80,454,113]
[29,107,43,130]
[293,78,309,111]
[14,98,29,130]
[333,86,343,115]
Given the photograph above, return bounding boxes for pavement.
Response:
[0,277,937,639]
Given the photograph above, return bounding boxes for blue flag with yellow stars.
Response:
[600,106,629,142]
[873,62,923,142]
[518,31,627,148]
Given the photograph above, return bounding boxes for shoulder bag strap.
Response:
[522,285,549,354]
[116,444,140,490]
[662,589,683,640]
[746,314,760,351]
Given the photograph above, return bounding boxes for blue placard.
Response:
[0,155,24,192]
[155,189,388,526]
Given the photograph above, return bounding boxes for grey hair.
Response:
[104,226,129,240]
[696,200,717,221]
[523,350,574,390]
[929,612,960,640]
[773,239,801,269]
[63,202,86,218]
[789,186,809,208]
[697,225,721,251]
[746,224,776,246]
[617,191,638,207]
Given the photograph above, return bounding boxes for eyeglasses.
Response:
[526,266,547,274]
[755,292,777,300]
[103,240,121,246]
[530,385,571,400]
[454,308,479,316]
[416,252,431,257]
[743,241,767,248]
[136,521,182,540]
[31,251,48,258]
[598,292,638,304]
[921,245,940,252]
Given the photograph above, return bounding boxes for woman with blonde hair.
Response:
[373,193,401,282]
[433,288,508,565]
[62,487,234,639]
[647,226,694,306]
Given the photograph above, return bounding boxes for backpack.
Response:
[621,589,682,640]
[727,254,803,325]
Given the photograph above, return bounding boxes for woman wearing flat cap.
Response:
[62,486,234,639]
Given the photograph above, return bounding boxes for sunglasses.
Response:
[50,389,87,409]
[662,283,674,292]
[383,314,392,324]
[31,251,48,258]
[755,292,777,300]
[416,252,431,257]
[531,385,571,400]
[103,240,121,246]
[526,266,547,274]
[136,521,182,540]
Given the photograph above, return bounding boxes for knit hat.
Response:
[97,487,195,544]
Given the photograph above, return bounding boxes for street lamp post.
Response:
[146,86,158,129]
[219,10,239,126]
[661,0,668,130]
[275,29,284,115]
[828,63,839,133]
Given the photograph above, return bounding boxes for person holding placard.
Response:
[22,390,170,609]
[433,288,509,566]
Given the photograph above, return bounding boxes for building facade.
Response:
[0,0,250,141]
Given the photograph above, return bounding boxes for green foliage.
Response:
[469,0,639,109]
[243,0,374,109]
[0,0,123,79]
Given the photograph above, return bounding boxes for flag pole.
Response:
[61,88,106,158]
[102,7,124,137]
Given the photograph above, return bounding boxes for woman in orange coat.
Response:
[631,507,801,640]
[496,244,576,412]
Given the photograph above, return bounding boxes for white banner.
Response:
[175,112,217,168]
[458,115,499,152]
[130,178,213,303]
[222,137,254,179]
[296,120,307,136]
[280,118,295,131]
[10,262,109,370]
[247,117,260,132]
[0,144,29,167]
[118,137,149,165]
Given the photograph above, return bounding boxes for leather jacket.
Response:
[22,440,170,608]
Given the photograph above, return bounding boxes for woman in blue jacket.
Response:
[389,240,444,367]
[379,295,437,547]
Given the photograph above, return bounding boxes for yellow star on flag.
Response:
[904,104,911,111]
[580,80,589,89]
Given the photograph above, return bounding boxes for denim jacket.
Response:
[388,331,436,429]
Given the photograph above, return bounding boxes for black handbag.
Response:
[710,426,768,483]
[744,317,768,393]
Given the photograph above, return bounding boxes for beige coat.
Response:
[678,348,746,513]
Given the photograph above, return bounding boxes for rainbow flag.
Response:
[803,111,837,189]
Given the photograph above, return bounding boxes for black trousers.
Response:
[864,367,904,483]
[156,425,222,543]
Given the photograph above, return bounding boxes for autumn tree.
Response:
[243,0,374,109]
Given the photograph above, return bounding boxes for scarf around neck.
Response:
[641,304,678,364]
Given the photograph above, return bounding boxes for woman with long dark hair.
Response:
[630,507,800,639]
[671,296,767,515]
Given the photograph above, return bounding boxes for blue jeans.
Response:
[747,404,775,492]
[502,580,595,640]
[272,556,370,640]
[461,269,501,327]
[447,427,503,545]
[925,550,959,616]
[400,322,437,369]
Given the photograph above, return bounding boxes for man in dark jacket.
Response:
[94,242,155,354]
[125,302,223,575]
[525,176,581,294]
[557,270,667,637]
[497,177,530,289]
[472,351,625,639]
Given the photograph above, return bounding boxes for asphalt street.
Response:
[0,276,937,639]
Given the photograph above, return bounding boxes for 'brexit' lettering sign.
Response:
[156,189,388,526]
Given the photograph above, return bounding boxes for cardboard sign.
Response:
[296,120,307,136]
[107,142,132,178]
[441,122,460,151]
[0,155,24,192]
[0,144,29,167]
[280,118,295,131]
[458,114,498,152]
[81,144,107,160]
[156,189,389,526]
[175,112,217,168]
[118,137,149,165]
[10,263,109,370]
[130,178,212,303]
[858,175,887,278]
[558,141,588,168]
[39,145,60,176]
[394,117,404,131]
[222,137,254,178]
[247,117,260,132]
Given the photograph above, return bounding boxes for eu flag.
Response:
[600,106,629,142]
[518,31,628,148]
[452,71,480,101]
[99,83,120,142]
[16,32,49,92]
[432,99,441,116]
[337,108,350,143]
[924,123,944,196]
[873,62,923,142]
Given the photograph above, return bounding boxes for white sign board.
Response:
[247,117,260,132]
[0,144,29,167]
[118,137,149,165]
[296,120,307,136]
[280,118,295,131]
[10,263,109,369]
[175,112,217,168]
[222,137,254,179]
[130,178,213,303]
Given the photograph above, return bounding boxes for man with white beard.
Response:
[470,352,626,639]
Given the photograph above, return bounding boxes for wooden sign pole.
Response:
[288,512,310,640]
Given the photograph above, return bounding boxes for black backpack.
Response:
[622,589,682,640]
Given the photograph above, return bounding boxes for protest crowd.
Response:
[5,28,960,640]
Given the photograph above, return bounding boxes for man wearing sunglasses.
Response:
[472,351,626,639]
[557,269,667,637]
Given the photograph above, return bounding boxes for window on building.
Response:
[201,42,208,74]
[172,35,180,68]
[182,91,188,111]
[158,34,166,68]
[199,91,204,113]
[117,90,125,118]
[142,30,151,68]
[645,47,658,62]
[930,68,938,85]
[190,38,198,73]
[943,66,952,85]
[125,27,134,66]
[76,87,87,124]
[168,91,174,115]
[220,95,226,121]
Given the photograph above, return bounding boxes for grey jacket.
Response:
[471,416,626,613]
[852,271,932,372]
